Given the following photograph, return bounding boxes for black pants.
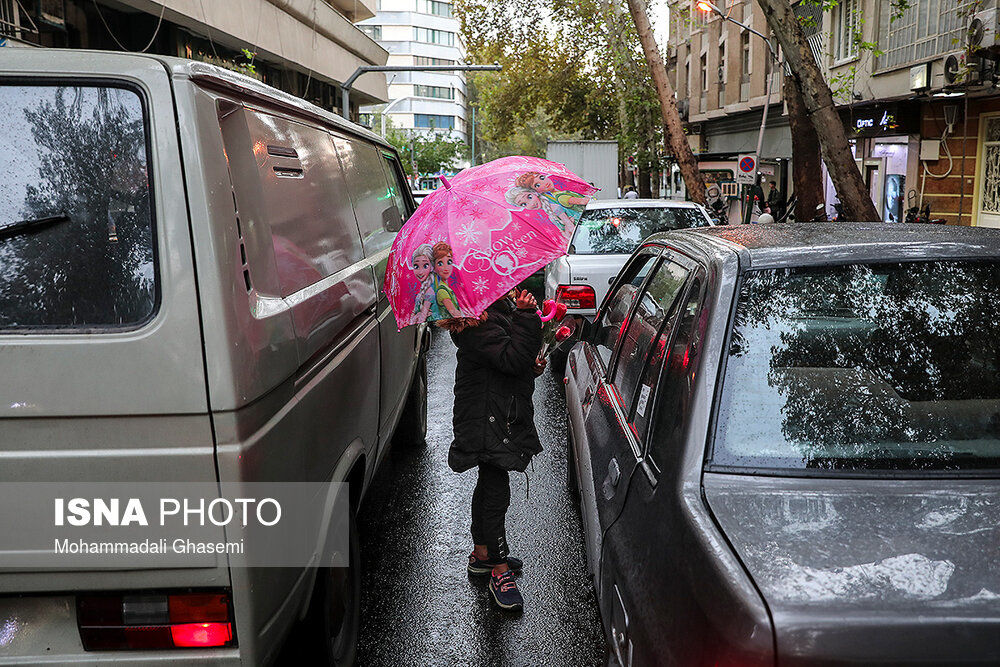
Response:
[471,463,510,562]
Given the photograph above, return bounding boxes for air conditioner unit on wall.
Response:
[968,9,998,51]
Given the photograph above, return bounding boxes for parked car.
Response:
[0,49,427,665]
[565,223,1000,666]
[411,189,435,205]
[544,199,713,320]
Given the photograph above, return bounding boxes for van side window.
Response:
[612,260,689,418]
[243,111,364,298]
[380,153,412,230]
[647,277,705,471]
[0,84,156,330]
[593,253,658,371]
[335,137,403,243]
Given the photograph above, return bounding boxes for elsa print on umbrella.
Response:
[516,172,590,223]
[411,243,440,324]
[504,187,577,238]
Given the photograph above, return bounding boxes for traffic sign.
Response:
[736,154,757,185]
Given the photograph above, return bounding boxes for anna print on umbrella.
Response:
[432,242,463,318]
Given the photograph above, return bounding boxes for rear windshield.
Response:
[570,206,709,255]
[0,84,156,331]
[712,262,1000,473]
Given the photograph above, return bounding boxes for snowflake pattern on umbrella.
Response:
[472,276,490,294]
[383,156,598,329]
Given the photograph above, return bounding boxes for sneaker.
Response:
[467,553,524,576]
[488,568,524,611]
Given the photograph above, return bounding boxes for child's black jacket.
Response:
[448,299,543,473]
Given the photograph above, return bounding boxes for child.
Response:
[505,186,576,239]
[438,289,545,612]
[514,172,590,222]
[432,242,464,318]
[411,243,439,324]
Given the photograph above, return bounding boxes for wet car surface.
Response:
[355,330,606,666]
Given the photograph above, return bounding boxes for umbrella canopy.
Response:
[384,156,598,329]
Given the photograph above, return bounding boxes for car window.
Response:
[612,261,689,417]
[379,153,412,231]
[713,262,1000,473]
[242,111,365,298]
[336,137,404,243]
[647,277,704,468]
[570,207,710,255]
[0,84,156,331]
[594,253,658,370]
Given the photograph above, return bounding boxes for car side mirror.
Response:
[382,206,403,232]
[576,316,598,344]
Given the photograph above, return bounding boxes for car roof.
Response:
[6,48,393,152]
[586,199,703,210]
[647,223,1000,269]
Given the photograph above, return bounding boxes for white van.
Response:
[0,49,426,665]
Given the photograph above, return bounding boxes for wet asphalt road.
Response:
[355,330,607,666]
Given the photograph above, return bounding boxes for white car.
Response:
[545,199,714,318]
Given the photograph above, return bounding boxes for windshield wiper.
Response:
[0,214,71,241]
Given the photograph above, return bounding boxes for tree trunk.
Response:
[755,0,878,221]
[638,160,652,198]
[783,74,824,221]
[625,0,706,205]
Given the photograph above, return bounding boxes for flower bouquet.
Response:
[536,299,578,360]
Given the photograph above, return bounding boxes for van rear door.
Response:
[0,51,220,592]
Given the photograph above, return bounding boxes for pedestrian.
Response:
[438,288,545,612]
[623,186,639,200]
[767,179,786,221]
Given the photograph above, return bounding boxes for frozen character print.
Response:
[514,172,590,223]
[411,243,440,324]
[432,242,464,318]
[504,186,576,239]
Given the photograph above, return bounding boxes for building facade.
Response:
[670,0,1000,226]
[0,0,388,117]
[357,0,468,143]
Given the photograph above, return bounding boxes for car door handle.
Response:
[608,458,621,487]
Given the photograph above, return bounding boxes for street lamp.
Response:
[697,0,779,223]
[339,64,502,119]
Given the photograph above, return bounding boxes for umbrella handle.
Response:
[440,175,452,190]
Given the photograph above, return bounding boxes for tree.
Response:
[383,118,466,179]
[783,74,825,221]
[755,0,880,221]
[625,0,706,205]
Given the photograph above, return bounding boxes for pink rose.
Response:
[555,326,572,342]
[554,302,568,320]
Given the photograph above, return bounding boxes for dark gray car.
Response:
[565,223,1000,666]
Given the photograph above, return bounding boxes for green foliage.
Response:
[458,0,664,178]
[381,116,467,176]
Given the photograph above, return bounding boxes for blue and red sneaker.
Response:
[467,552,524,576]
[488,568,524,611]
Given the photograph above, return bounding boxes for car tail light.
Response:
[555,284,596,309]
[78,592,235,650]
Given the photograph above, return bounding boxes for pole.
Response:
[743,44,776,224]
[470,105,476,166]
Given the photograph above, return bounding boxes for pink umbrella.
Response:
[384,156,598,329]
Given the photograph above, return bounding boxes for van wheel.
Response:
[392,350,428,448]
[307,511,361,665]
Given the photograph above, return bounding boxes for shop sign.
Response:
[848,104,915,137]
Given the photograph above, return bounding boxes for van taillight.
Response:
[77,592,234,650]
[555,285,596,310]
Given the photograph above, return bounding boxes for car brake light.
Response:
[78,592,235,650]
[555,285,596,309]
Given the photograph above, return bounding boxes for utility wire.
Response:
[197,0,220,59]
[92,0,165,53]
